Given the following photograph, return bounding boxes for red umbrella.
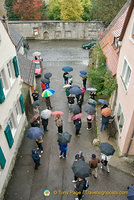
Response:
[51,111,64,115]
[101,107,112,117]
[30,114,40,123]
[72,113,83,121]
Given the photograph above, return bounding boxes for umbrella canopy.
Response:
[72,113,83,121]
[58,131,72,145]
[62,66,73,72]
[100,142,115,156]
[26,127,44,140]
[98,99,109,106]
[65,74,72,78]
[42,89,55,97]
[63,84,71,88]
[80,70,87,75]
[30,113,40,123]
[33,51,41,57]
[69,87,82,95]
[51,111,64,115]
[101,107,112,117]
[86,88,97,92]
[69,105,80,114]
[41,109,52,119]
[127,186,134,200]
[88,98,97,105]
[41,78,50,84]
[72,160,90,178]
[44,72,52,79]
[32,100,41,107]
[84,105,96,115]
[80,74,87,78]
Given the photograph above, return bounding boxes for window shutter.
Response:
[0,147,6,169]
[13,56,19,77]
[19,94,25,113]
[4,125,14,148]
[0,80,5,104]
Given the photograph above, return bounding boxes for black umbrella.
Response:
[84,105,96,115]
[72,159,90,178]
[58,131,72,145]
[32,100,41,107]
[69,87,82,95]
[26,127,44,140]
[69,105,80,114]
[44,72,52,79]
[100,142,115,156]
[41,78,50,84]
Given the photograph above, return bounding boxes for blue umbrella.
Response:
[127,186,134,200]
[98,99,109,106]
[26,127,44,140]
[100,143,115,156]
[69,87,82,95]
[86,88,97,92]
[80,70,87,75]
[62,66,73,72]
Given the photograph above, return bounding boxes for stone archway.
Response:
[44,31,49,40]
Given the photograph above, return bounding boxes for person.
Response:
[74,177,85,200]
[35,56,38,60]
[100,115,114,131]
[87,114,94,130]
[41,118,48,132]
[68,77,73,85]
[74,118,82,136]
[36,136,44,153]
[89,154,100,179]
[40,82,46,92]
[55,114,64,133]
[81,86,85,102]
[32,149,41,170]
[77,95,83,112]
[82,77,87,89]
[31,119,40,128]
[90,91,96,100]
[32,90,39,101]
[100,153,111,173]
[68,94,75,107]
[46,97,52,110]
[65,87,70,100]
[63,72,69,84]
[101,104,108,110]
[58,142,68,159]
[33,105,39,115]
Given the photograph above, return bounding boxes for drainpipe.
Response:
[125,130,134,157]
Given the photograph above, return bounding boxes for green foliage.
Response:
[80,0,92,21]
[47,0,61,20]
[5,0,18,20]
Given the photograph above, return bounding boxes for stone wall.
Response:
[8,21,104,40]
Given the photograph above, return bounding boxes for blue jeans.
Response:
[60,151,66,158]
[100,122,107,131]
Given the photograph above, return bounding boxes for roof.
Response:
[18,54,35,87]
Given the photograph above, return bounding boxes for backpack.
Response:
[83,179,89,190]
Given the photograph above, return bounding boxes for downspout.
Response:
[125,130,134,157]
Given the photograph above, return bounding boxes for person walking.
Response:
[63,72,69,84]
[46,97,52,110]
[68,94,75,108]
[58,141,68,159]
[68,77,73,85]
[41,118,48,132]
[78,94,83,112]
[74,118,82,136]
[82,77,87,89]
[100,153,111,173]
[74,177,85,200]
[100,115,114,131]
[55,114,64,133]
[87,114,94,130]
[90,91,96,100]
[32,90,39,101]
[32,149,41,170]
[89,154,100,179]
[40,82,46,92]
[65,87,70,100]
[36,136,44,153]
[33,105,39,115]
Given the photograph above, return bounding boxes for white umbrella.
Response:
[33,51,41,57]
[63,84,71,88]
[41,109,52,119]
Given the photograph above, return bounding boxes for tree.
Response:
[13,0,45,20]
[47,0,61,20]
[5,0,18,20]
[60,0,84,21]
[80,0,92,21]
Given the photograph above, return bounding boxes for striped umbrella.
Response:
[42,89,55,97]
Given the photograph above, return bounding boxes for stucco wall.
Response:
[8,21,104,40]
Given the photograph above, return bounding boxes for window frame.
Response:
[8,114,16,138]
[0,69,8,95]
[14,101,21,122]
[129,18,134,43]
[117,103,125,134]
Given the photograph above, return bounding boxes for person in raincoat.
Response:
[41,117,48,132]
[82,77,87,89]
[55,114,64,133]
[58,141,68,159]
[89,154,100,179]
[40,82,46,92]
[74,177,86,200]
[65,87,70,100]
[100,115,114,131]
[32,149,41,170]
[74,118,82,136]
[87,114,94,130]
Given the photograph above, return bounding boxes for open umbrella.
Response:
[32,100,41,107]
[41,78,50,84]
[69,105,80,114]
[65,74,72,78]
[72,113,83,121]
[62,66,73,72]
[51,111,64,115]
[42,89,55,97]
[69,87,82,95]
[44,72,52,79]
[58,131,72,145]
[100,142,115,156]
[80,70,87,75]
[86,88,97,92]
[80,74,87,78]
[101,107,112,117]
[84,105,96,115]
[30,114,40,123]
[63,84,71,88]
[72,160,90,179]
[98,99,109,106]
[33,51,41,57]
[41,109,52,119]
[71,85,80,88]
[26,127,44,140]
[127,186,134,200]
[88,98,97,105]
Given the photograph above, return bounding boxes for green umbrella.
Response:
[88,98,97,105]
[65,74,72,78]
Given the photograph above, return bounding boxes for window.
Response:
[130,21,134,41]
[14,102,21,122]
[121,59,131,90]
[7,62,12,79]
[8,114,16,137]
[117,104,124,133]
[0,69,8,95]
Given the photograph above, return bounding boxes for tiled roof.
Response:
[18,54,35,87]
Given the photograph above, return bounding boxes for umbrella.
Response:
[100,142,115,156]
[98,99,109,106]
[80,74,87,78]
[86,88,97,92]
[51,111,64,115]
[69,105,80,114]
[30,114,40,123]
[44,72,52,79]
[127,186,134,200]
[88,98,97,105]
[72,160,90,178]
[41,109,52,119]
[65,74,72,78]
[63,84,71,88]
[33,51,41,57]
[80,70,87,75]
[26,127,44,140]
[62,66,73,72]
[84,105,96,115]
[101,107,112,117]
[41,78,50,84]
[42,89,55,97]
[72,113,83,121]
[69,87,82,95]
[32,100,41,107]
[58,131,72,145]
[88,102,96,108]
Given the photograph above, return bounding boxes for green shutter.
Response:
[13,56,19,77]
[0,80,5,104]
[4,125,14,148]
[0,147,6,169]
[19,94,25,113]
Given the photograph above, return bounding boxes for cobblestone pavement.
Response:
[4,41,133,200]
